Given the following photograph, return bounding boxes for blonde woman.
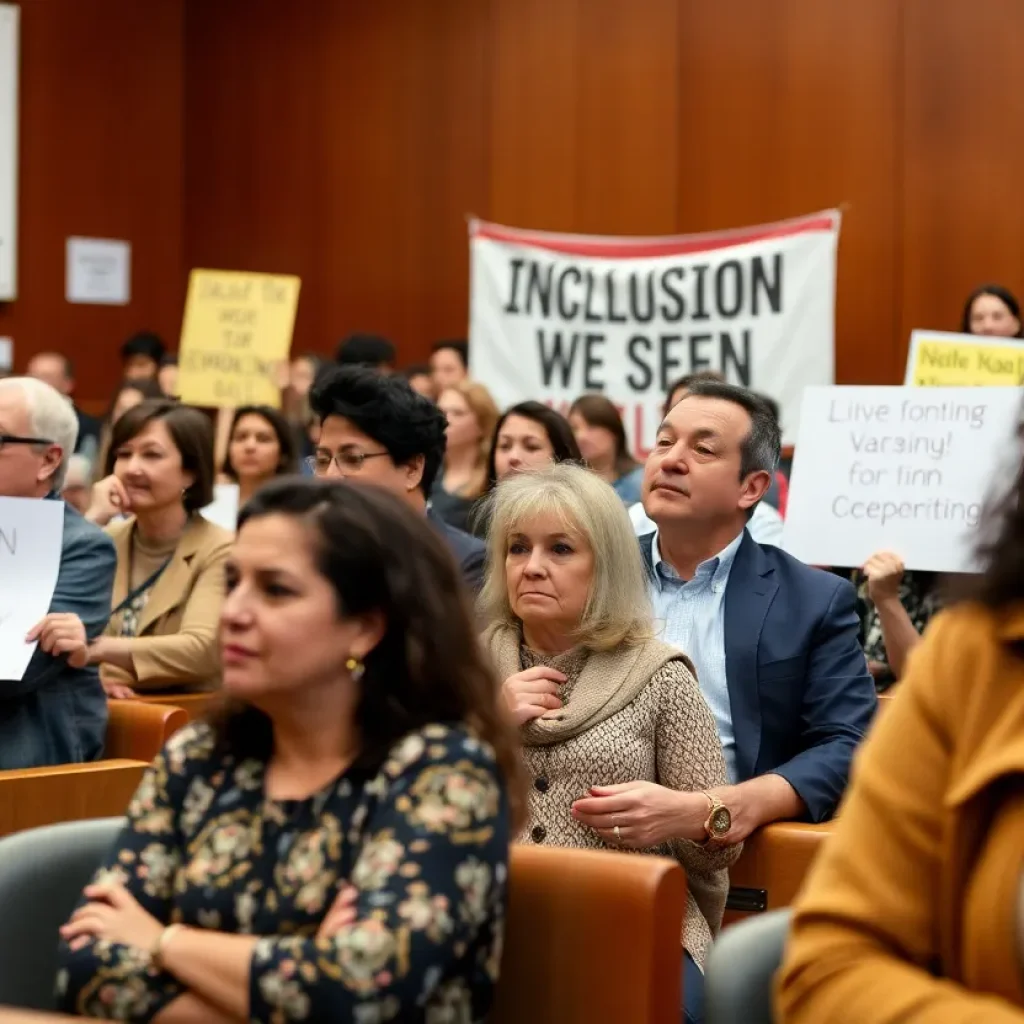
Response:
[432,380,500,536]
[481,463,738,1024]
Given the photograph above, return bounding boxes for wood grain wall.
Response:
[0,0,184,405]
[8,1,1023,401]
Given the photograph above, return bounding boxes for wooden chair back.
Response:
[141,692,217,722]
[105,701,188,761]
[491,846,686,1024]
[0,761,146,838]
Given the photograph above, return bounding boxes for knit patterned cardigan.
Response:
[484,623,741,970]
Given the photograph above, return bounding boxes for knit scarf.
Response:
[483,622,694,746]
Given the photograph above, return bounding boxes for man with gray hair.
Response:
[0,377,115,767]
[575,381,876,857]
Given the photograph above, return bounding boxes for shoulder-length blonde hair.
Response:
[479,462,652,651]
[442,380,500,498]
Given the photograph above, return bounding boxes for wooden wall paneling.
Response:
[900,0,1024,349]
[0,0,185,403]
[574,0,681,235]
[676,0,903,386]
[488,0,581,231]
[184,0,327,357]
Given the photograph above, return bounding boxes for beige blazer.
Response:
[103,515,233,692]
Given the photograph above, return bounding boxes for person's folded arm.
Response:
[155,727,511,1021]
[770,579,877,823]
[55,726,208,1021]
[776,608,1024,1024]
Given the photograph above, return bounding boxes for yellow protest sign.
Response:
[177,270,301,408]
[905,330,1024,387]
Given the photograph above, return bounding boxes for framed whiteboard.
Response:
[0,4,18,301]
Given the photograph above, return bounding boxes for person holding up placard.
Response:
[0,377,115,768]
[776,405,1024,1024]
[960,283,1023,339]
[856,552,942,688]
[632,380,875,840]
[86,400,232,696]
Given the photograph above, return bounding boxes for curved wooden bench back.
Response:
[105,701,189,761]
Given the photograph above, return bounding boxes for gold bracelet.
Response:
[151,923,183,970]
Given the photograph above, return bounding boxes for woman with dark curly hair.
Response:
[777,406,1024,1022]
[58,478,523,1023]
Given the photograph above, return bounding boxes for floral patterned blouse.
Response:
[55,720,511,1023]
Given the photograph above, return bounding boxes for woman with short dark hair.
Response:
[485,401,582,490]
[960,283,1023,338]
[58,478,521,1023]
[85,399,232,695]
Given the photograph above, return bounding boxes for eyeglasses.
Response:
[305,449,392,474]
[0,433,53,452]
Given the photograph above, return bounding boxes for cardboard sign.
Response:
[177,270,300,409]
[783,386,1022,573]
[904,329,1024,387]
[0,497,64,680]
[469,211,841,450]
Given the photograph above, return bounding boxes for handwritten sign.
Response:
[904,329,1024,387]
[783,386,1022,573]
[0,498,65,680]
[177,270,301,409]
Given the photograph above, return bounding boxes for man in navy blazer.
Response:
[576,380,875,850]
[309,365,485,592]
[0,378,116,768]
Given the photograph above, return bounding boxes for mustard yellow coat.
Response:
[777,603,1024,1023]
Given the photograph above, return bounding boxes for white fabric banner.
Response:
[469,211,841,449]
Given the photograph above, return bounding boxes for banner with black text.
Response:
[468,212,841,449]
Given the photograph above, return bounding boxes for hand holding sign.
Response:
[862,551,905,604]
[26,613,88,668]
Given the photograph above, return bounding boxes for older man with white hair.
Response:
[0,376,115,767]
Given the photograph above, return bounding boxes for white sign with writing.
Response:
[0,4,18,300]
[0,498,65,680]
[66,237,131,305]
[783,386,1022,573]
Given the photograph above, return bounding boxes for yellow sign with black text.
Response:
[905,330,1024,387]
[177,270,301,409]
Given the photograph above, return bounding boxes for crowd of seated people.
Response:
[0,280,1019,1021]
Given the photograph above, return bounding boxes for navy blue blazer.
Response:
[0,498,116,768]
[641,529,876,822]
[428,508,486,594]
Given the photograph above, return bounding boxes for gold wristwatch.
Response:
[701,791,732,842]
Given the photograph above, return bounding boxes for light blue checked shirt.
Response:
[648,528,744,783]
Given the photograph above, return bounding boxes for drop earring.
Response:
[345,656,365,682]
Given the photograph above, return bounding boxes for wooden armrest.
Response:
[725,820,835,923]
[0,760,147,838]
[105,700,189,761]
[140,693,217,722]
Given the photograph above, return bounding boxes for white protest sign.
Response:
[201,482,239,533]
[783,386,1021,573]
[0,498,65,680]
[469,211,840,450]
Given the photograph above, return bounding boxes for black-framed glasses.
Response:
[0,433,53,452]
[305,449,392,474]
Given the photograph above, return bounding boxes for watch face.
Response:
[710,807,731,836]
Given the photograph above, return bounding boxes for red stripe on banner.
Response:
[469,211,839,260]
